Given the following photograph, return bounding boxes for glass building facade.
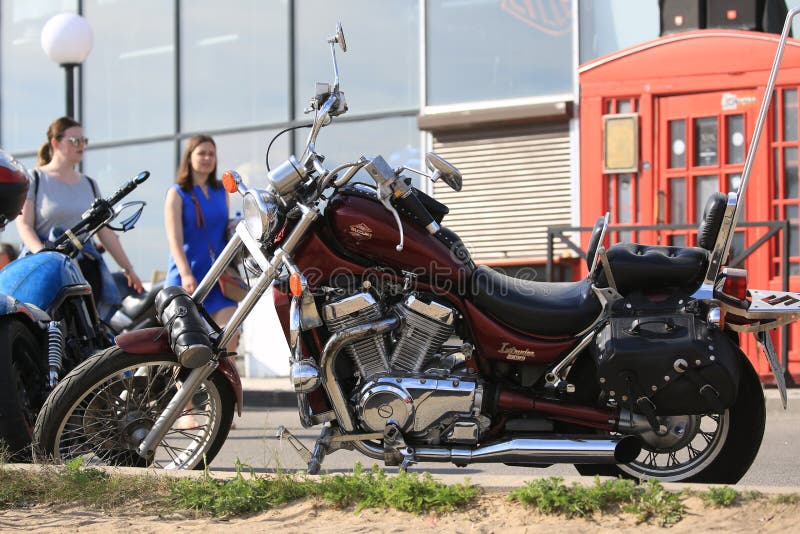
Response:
[0,0,665,278]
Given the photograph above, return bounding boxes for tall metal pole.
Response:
[63,63,77,119]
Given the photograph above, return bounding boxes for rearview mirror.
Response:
[425,152,462,192]
[331,22,347,52]
[107,201,146,232]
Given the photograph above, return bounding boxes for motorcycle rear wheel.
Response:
[33,345,235,470]
[0,320,42,459]
[576,353,765,483]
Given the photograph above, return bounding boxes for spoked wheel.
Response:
[577,354,765,484]
[617,411,729,481]
[34,346,235,470]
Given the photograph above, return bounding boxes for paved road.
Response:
[211,395,800,487]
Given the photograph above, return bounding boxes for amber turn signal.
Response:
[222,170,239,193]
[289,272,303,297]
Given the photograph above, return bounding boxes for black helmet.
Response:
[0,150,31,229]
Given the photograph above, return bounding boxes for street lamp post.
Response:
[41,13,93,120]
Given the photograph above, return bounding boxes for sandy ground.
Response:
[3,493,800,533]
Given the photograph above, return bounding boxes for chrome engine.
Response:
[323,292,389,379]
[322,291,488,444]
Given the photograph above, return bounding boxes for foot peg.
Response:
[383,421,416,471]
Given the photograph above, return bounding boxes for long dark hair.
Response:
[176,134,219,192]
[37,116,81,167]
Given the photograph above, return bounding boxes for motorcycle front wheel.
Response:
[33,346,235,470]
[576,352,765,483]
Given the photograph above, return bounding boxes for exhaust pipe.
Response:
[413,436,640,466]
[354,435,641,467]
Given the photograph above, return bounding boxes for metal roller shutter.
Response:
[432,122,572,263]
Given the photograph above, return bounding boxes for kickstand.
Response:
[276,425,311,465]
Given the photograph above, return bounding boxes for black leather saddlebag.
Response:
[594,313,740,415]
[155,286,213,368]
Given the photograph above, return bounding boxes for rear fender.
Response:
[0,293,50,327]
[116,327,243,416]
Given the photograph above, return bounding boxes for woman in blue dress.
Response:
[164,135,239,355]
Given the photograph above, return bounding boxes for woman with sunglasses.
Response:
[16,116,143,319]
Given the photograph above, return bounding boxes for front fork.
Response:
[136,205,319,460]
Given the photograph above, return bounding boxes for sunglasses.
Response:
[62,136,89,147]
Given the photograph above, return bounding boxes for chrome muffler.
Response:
[413,436,640,466]
[354,435,640,467]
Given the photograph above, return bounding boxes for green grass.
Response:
[0,457,173,511]
[315,463,480,514]
[510,476,686,527]
[171,462,480,517]
[171,462,312,517]
[701,486,740,508]
[773,493,800,505]
[0,457,793,525]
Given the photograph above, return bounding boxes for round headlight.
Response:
[242,190,284,242]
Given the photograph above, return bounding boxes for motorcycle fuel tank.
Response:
[326,186,473,289]
[0,251,87,311]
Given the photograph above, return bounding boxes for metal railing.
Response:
[546,220,792,380]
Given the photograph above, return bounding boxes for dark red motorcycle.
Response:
[34,22,800,483]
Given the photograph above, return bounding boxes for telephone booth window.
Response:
[695,175,718,222]
[668,177,686,247]
[669,119,686,168]
[726,115,745,164]
[694,117,719,167]
[783,89,798,141]
[771,88,800,277]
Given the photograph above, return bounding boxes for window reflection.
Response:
[428,0,573,105]
[295,116,421,188]
[83,142,175,280]
[694,117,718,166]
[787,204,799,258]
[669,177,686,224]
[213,129,289,215]
[578,0,659,62]
[0,1,77,152]
[616,174,633,242]
[784,88,798,142]
[180,0,289,130]
[727,173,744,219]
[726,114,744,164]
[84,0,175,142]
[785,146,798,199]
[695,175,718,223]
[669,119,686,168]
[295,0,419,117]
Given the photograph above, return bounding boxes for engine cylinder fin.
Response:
[391,296,455,373]
[323,292,390,380]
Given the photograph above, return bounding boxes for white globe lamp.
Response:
[41,13,94,118]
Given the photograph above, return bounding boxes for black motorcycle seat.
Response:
[120,287,156,318]
[470,266,602,337]
[596,243,709,295]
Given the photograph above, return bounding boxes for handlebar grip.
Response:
[107,171,150,207]
[395,189,440,235]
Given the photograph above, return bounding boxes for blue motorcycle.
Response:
[0,154,149,458]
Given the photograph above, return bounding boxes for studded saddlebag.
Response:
[593,313,740,415]
[154,285,213,368]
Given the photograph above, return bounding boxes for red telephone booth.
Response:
[579,30,800,382]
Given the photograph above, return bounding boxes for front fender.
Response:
[116,327,243,416]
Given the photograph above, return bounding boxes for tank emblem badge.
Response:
[499,342,536,361]
[349,222,373,241]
